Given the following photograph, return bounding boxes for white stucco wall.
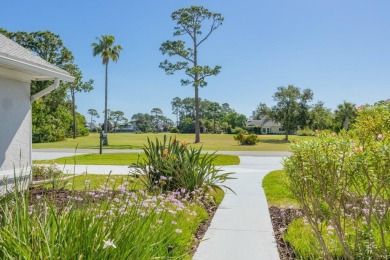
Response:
[0,77,31,192]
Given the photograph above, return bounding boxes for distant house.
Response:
[246,116,285,134]
[0,33,73,193]
[87,122,98,131]
[114,125,136,133]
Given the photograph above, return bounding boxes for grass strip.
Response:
[34,153,240,166]
[262,170,299,208]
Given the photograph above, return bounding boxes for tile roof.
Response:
[0,33,72,81]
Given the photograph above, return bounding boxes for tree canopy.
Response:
[259,85,313,141]
[160,6,223,143]
[1,28,90,142]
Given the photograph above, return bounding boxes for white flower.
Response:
[103,239,116,249]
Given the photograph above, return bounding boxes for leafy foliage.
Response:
[234,132,259,145]
[262,85,313,141]
[63,63,94,138]
[171,97,246,133]
[135,136,235,193]
[1,28,91,142]
[334,101,357,131]
[284,103,390,259]
[160,6,224,143]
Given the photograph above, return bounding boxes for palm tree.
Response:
[92,35,122,143]
[335,101,357,131]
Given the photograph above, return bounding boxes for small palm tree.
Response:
[335,101,357,131]
[92,35,122,141]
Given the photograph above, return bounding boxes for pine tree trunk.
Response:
[194,86,200,143]
[194,35,200,143]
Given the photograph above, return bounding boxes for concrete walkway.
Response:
[32,150,285,259]
[193,156,283,260]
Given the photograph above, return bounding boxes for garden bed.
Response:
[268,206,302,259]
[27,185,221,257]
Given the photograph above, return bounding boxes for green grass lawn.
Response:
[32,133,315,151]
[262,170,299,208]
[34,153,240,166]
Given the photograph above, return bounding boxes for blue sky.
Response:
[2,1,389,122]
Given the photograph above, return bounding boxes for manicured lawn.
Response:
[32,133,315,151]
[34,153,240,166]
[262,170,299,208]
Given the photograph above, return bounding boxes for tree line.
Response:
[253,84,388,141]
[87,97,247,134]
[0,29,93,143]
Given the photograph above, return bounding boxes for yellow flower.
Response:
[181,141,187,146]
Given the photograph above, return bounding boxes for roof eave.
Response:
[0,54,74,82]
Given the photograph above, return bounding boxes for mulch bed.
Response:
[191,201,219,254]
[269,206,303,259]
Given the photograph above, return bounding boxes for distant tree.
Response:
[268,85,313,141]
[296,88,314,129]
[92,35,123,140]
[171,97,182,126]
[179,117,195,133]
[308,101,333,130]
[160,6,224,143]
[223,111,247,129]
[131,113,154,132]
[202,100,221,133]
[108,110,127,132]
[0,29,80,142]
[335,101,357,131]
[254,103,272,120]
[182,97,195,118]
[151,108,163,132]
[375,99,390,106]
[63,64,94,138]
[161,117,175,132]
[87,109,99,128]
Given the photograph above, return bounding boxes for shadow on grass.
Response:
[88,144,143,149]
[259,139,290,144]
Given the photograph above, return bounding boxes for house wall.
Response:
[261,126,285,134]
[0,77,31,193]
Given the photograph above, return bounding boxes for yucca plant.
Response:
[134,135,234,194]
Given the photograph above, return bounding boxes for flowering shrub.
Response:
[284,103,390,259]
[234,132,259,145]
[0,182,208,258]
[134,135,234,194]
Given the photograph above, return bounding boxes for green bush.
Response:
[170,127,179,133]
[230,127,245,134]
[234,133,259,145]
[296,128,316,136]
[284,103,390,259]
[134,135,235,194]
